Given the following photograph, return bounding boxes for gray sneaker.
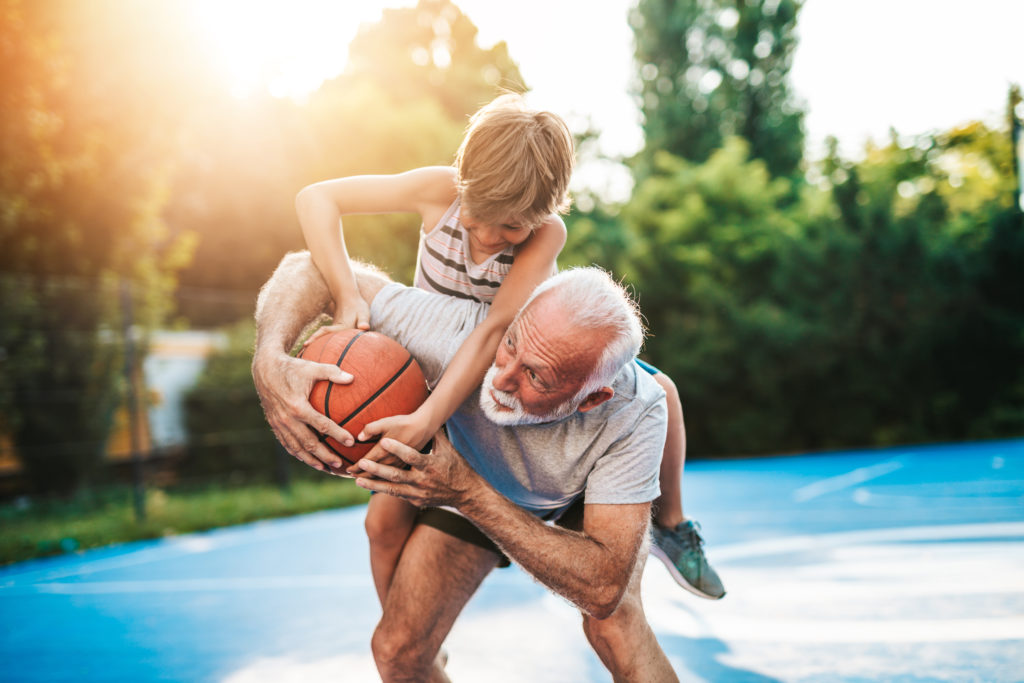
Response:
[650,520,726,600]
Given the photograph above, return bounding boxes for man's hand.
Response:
[345,409,438,477]
[353,430,481,508]
[252,349,356,472]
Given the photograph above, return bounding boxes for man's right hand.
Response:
[251,349,356,472]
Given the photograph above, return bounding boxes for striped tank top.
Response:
[414,199,515,304]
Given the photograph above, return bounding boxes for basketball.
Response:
[298,329,429,471]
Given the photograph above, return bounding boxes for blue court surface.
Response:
[2,438,1022,682]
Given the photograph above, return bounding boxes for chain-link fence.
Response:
[0,273,294,509]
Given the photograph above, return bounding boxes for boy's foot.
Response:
[650,520,726,600]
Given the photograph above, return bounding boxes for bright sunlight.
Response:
[187,0,414,99]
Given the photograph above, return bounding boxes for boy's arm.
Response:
[350,216,567,473]
[294,167,457,330]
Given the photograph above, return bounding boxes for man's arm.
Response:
[354,433,650,619]
[251,251,363,472]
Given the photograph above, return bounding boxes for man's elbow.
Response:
[583,578,629,620]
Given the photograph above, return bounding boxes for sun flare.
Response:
[187,0,413,99]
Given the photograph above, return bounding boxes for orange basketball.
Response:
[298,329,428,471]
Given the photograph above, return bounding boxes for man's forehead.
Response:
[516,296,601,373]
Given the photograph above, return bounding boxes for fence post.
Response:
[275,443,292,491]
[120,280,146,522]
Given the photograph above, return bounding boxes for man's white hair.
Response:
[518,267,645,393]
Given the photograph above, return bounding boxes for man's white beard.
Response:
[478,364,581,426]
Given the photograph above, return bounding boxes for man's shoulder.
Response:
[608,360,666,408]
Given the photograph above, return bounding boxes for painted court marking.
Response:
[792,459,904,502]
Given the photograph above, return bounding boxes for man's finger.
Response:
[379,437,424,467]
[355,476,407,497]
[311,361,353,385]
[305,409,354,449]
[355,456,411,482]
[282,435,326,471]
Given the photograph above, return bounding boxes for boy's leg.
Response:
[372,522,500,682]
[652,371,685,529]
[365,493,420,604]
[648,370,726,600]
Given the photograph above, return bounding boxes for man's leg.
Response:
[372,521,500,682]
[581,544,678,682]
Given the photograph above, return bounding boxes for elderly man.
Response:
[252,252,677,682]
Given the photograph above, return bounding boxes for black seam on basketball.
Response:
[317,433,358,466]
[336,353,415,429]
[323,331,365,422]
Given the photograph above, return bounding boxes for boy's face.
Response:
[461,209,534,256]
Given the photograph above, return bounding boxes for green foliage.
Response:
[623,125,1024,456]
[170,0,526,310]
[0,0,197,493]
[631,0,805,180]
[182,320,282,480]
[0,478,370,566]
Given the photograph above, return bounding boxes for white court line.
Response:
[711,520,1024,561]
[649,612,1024,644]
[2,575,374,595]
[792,459,904,502]
[0,507,365,586]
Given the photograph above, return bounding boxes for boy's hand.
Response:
[346,410,437,477]
[301,296,371,349]
[333,295,371,331]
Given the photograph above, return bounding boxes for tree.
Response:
[169,0,527,314]
[621,122,1024,457]
[0,0,198,493]
[631,0,805,180]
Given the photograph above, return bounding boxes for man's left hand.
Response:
[353,430,479,508]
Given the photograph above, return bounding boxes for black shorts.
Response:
[415,497,586,569]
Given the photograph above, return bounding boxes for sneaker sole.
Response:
[649,544,725,600]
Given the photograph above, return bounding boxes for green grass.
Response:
[0,478,371,566]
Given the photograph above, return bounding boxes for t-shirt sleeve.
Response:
[583,397,666,505]
[368,283,489,388]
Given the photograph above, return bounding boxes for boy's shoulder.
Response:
[406,167,458,224]
[407,166,457,199]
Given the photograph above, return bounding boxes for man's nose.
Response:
[492,363,518,392]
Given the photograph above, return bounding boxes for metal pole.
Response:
[120,280,146,522]
[1010,85,1022,215]
[275,442,292,491]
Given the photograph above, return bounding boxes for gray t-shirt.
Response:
[370,283,666,518]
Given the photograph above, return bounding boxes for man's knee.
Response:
[371,620,432,681]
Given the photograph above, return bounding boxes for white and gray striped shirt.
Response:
[413,199,515,304]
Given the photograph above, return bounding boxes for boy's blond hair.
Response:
[454,94,575,229]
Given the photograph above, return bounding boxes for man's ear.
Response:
[577,387,614,413]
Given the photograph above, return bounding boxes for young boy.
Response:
[295,94,724,602]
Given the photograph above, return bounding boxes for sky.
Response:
[192,0,1024,197]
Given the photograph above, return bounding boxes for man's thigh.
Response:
[378,520,500,653]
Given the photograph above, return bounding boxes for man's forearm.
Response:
[460,484,647,619]
[254,251,333,360]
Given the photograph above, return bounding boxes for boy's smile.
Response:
[461,212,531,260]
